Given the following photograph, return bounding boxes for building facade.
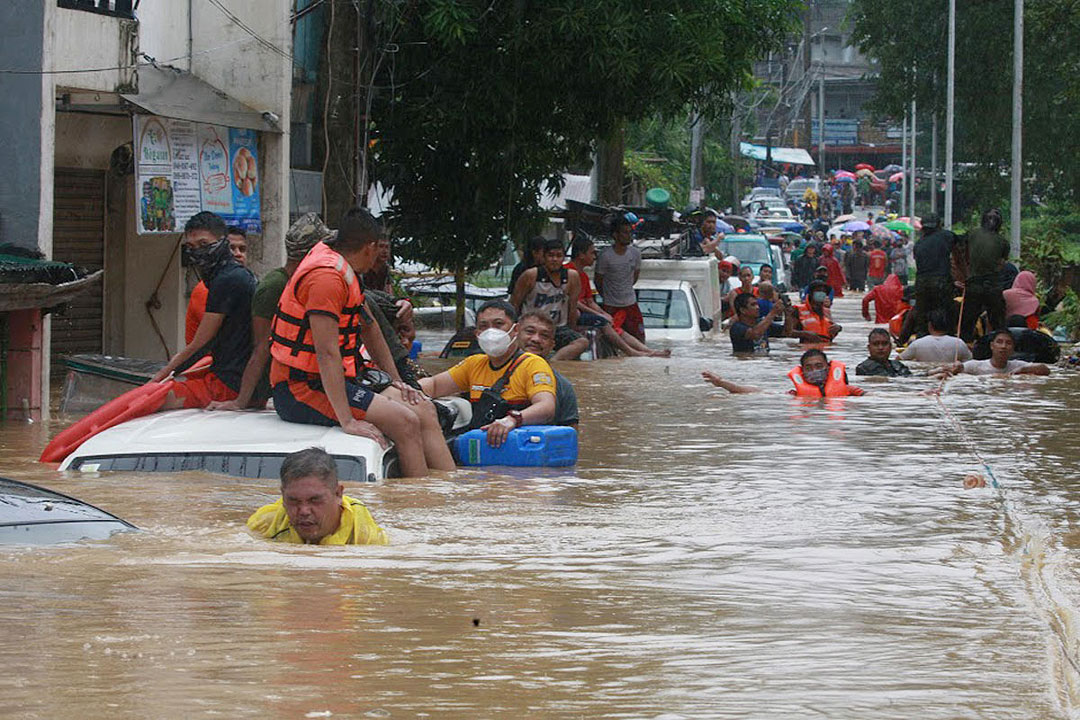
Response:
[0,0,291,420]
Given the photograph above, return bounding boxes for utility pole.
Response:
[945,0,956,229]
[909,99,917,219]
[818,69,825,179]
[1010,0,1024,257]
[930,111,938,214]
[802,6,812,151]
[689,111,705,206]
[901,113,908,217]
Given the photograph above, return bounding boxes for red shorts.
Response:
[603,303,646,343]
[170,371,238,408]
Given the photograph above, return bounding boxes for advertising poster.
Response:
[134,116,175,233]
[227,128,261,232]
[197,124,234,217]
[133,116,262,234]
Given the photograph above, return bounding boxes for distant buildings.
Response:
[749,0,901,172]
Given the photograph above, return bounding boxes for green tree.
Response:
[849,0,1080,216]
[370,0,800,324]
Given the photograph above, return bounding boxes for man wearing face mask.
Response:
[702,348,865,397]
[150,212,257,407]
[793,280,842,343]
[420,300,556,448]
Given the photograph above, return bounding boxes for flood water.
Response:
[4,294,1080,718]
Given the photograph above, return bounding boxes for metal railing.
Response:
[57,0,136,19]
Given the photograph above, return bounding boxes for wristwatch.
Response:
[507,410,524,428]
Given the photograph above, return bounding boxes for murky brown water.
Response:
[4,295,1080,718]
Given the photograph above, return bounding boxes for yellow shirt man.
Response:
[445,351,556,405]
[247,495,388,545]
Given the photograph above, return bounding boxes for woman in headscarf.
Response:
[1003,270,1041,329]
[819,243,846,298]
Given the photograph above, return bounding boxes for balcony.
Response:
[57,0,136,20]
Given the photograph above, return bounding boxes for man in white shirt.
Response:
[900,310,972,364]
[937,329,1050,377]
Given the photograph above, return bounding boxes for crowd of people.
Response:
[48,180,1064,546]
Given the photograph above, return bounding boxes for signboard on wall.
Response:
[811,119,859,146]
[133,116,262,234]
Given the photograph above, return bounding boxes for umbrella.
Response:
[842,220,871,232]
[832,213,857,224]
[855,163,875,172]
[834,170,856,180]
[883,220,914,232]
[883,164,903,173]
[715,219,735,234]
[782,222,805,233]
[856,168,874,178]
[888,172,905,183]
[870,223,894,240]
[897,216,922,230]
[834,174,856,183]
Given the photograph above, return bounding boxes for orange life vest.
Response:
[185,281,209,345]
[888,303,912,338]
[270,241,366,378]
[787,361,850,397]
[796,302,834,339]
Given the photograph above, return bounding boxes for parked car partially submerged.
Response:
[0,477,135,545]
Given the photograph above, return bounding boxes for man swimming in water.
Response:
[701,348,865,396]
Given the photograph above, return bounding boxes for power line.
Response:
[203,0,294,62]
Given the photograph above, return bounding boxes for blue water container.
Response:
[453,426,578,467]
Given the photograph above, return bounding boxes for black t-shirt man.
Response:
[730,320,783,354]
[913,229,956,279]
[179,261,256,391]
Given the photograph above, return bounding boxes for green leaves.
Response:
[370,0,802,276]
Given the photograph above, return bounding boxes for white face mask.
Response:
[477,327,514,357]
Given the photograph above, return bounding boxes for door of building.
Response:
[51,168,106,371]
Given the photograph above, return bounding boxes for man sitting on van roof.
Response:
[247,447,388,545]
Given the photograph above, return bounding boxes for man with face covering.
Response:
[39,213,259,461]
[420,300,556,448]
[208,212,330,411]
[150,212,257,407]
[793,280,842,343]
[702,348,865,397]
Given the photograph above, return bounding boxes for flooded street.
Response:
[4,294,1080,718]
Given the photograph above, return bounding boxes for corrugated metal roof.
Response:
[121,66,280,133]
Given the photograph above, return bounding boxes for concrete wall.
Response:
[136,2,192,72]
[54,113,130,169]
[190,0,291,279]
[0,3,46,253]
[50,7,137,93]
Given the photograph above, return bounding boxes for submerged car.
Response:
[634,279,710,342]
[0,477,135,545]
[58,408,397,481]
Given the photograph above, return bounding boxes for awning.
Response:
[740,142,815,166]
[121,65,281,133]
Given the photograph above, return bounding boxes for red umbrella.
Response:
[855,163,875,172]
[889,172,904,182]
[834,170,857,181]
